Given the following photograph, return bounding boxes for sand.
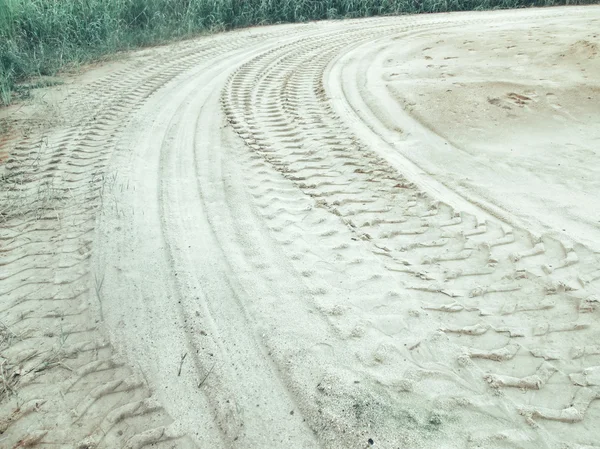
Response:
[1,6,599,449]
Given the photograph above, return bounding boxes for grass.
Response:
[0,320,21,401]
[0,0,597,104]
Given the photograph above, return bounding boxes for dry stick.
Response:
[198,363,216,388]
[94,273,105,321]
[178,353,188,377]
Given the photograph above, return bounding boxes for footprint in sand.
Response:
[506,92,534,107]
[488,97,511,110]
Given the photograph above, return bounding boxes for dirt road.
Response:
[1,6,600,448]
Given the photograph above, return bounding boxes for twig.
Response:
[177,353,187,377]
[198,363,216,388]
[94,272,105,321]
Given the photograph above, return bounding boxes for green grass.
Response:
[0,0,596,105]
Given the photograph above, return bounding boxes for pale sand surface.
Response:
[375,16,600,250]
[1,6,599,449]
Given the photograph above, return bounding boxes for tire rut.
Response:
[222,9,600,448]
[0,27,305,449]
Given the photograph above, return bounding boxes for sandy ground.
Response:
[1,6,600,449]
[366,15,600,250]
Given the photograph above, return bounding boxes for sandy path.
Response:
[1,6,600,449]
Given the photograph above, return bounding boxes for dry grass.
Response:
[0,321,21,402]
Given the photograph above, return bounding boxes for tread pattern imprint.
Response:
[2,6,600,449]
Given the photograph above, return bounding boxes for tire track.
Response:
[222,8,600,448]
[329,10,600,435]
[0,25,309,449]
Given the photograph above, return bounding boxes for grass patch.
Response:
[0,0,597,105]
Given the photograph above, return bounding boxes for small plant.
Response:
[0,321,19,401]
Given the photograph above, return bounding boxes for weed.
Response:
[0,321,20,401]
